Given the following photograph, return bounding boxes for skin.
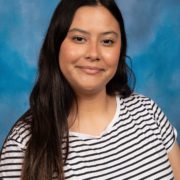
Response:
[59,5,121,135]
[59,5,121,96]
[59,5,180,178]
[168,142,180,179]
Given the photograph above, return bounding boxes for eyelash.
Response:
[101,39,115,46]
[71,36,115,46]
[72,36,86,43]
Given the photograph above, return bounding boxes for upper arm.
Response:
[0,139,24,179]
[168,142,180,179]
[148,98,180,178]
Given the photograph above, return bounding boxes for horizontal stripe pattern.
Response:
[0,93,176,179]
[0,120,31,179]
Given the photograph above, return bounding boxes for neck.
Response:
[68,90,116,135]
[77,90,109,113]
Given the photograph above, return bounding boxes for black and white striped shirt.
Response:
[0,94,177,179]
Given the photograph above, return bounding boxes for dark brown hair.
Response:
[21,0,135,179]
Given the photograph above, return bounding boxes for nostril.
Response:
[85,46,100,61]
[85,55,100,61]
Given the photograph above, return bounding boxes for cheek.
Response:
[59,44,76,63]
[102,40,121,66]
[59,40,85,63]
[104,48,120,67]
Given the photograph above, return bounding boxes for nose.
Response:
[85,41,100,61]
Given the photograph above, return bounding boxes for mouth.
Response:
[76,66,105,75]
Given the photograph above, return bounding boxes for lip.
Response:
[76,66,105,75]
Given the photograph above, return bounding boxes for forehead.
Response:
[69,5,120,33]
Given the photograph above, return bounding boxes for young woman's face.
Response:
[59,5,121,95]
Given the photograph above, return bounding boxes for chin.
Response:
[75,85,106,96]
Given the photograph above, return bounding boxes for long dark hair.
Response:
[21,0,135,179]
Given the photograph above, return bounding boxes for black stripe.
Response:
[66,152,169,178]
[66,129,162,161]
[68,114,156,148]
[65,144,166,171]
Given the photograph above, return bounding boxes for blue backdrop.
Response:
[0,0,180,147]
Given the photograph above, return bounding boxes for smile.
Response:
[76,66,105,75]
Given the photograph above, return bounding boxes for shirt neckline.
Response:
[69,95,121,139]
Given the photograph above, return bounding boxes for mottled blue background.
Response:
[0,0,180,147]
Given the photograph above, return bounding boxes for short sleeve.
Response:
[0,117,31,180]
[0,139,24,179]
[149,99,177,153]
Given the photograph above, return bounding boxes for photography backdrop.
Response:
[0,0,180,147]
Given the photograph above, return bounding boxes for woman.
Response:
[0,0,180,179]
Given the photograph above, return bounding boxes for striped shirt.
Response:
[0,93,177,179]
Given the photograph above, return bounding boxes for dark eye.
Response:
[102,39,114,46]
[72,36,86,43]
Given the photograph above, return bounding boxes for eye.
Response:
[72,36,86,44]
[102,39,114,46]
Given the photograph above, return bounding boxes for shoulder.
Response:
[118,92,168,122]
[118,92,153,108]
[118,93,177,152]
[123,92,150,100]
[2,110,32,151]
[117,92,167,128]
[0,111,32,178]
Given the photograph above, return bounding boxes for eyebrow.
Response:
[68,28,119,37]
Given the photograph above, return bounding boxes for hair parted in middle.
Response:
[21,0,135,179]
[40,0,133,97]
